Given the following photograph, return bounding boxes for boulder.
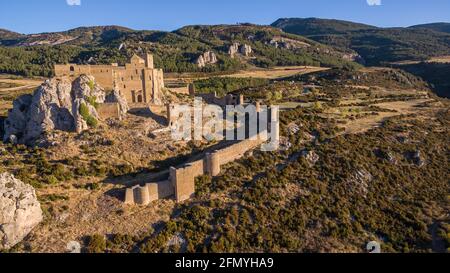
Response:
[0,173,43,250]
[3,75,106,146]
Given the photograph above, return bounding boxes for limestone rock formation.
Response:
[342,52,366,65]
[0,173,43,250]
[301,150,320,166]
[227,43,252,57]
[228,42,240,57]
[345,169,373,198]
[269,37,309,50]
[240,44,252,56]
[105,89,129,117]
[196,51,218,68]
[3,75,107,146]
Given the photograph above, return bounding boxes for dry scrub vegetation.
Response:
[1,67,449,253]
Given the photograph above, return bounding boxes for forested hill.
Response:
[272,18,378,36]
[0,24,359,77]
[271,18,450,66]
[409,23,450,34]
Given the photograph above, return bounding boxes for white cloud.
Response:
[367,0,381,6]
[66,0,81,6]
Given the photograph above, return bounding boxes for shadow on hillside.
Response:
[128,107,167,126]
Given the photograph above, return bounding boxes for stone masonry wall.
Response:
[124,133,266,205]
[97,103,121,120]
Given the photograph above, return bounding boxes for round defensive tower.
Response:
[206,152,221,176]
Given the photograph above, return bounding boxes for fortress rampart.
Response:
[124,133,266,205]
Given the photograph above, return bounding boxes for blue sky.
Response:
[0,0,449,34]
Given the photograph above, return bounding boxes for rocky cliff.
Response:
[227,43,252,57]
[3,75,125,146]
[196,51,218,68]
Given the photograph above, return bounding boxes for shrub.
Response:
[86,96,99,109]
[43,175,58,185]
[86,116,98,128]
[85,183,100,191]
[86,234,106,253]
[79,103,98,128]
[79,103,90,119]
[87,80,95,91]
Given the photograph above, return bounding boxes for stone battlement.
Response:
[124,133,266,205]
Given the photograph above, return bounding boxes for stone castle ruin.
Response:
[125,132,267,205]
[54,53,165,105]
[125,98,277,205]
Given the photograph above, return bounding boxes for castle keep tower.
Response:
[54,53,164,105]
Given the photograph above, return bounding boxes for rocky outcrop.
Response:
[228,42,240,56]
[0,173,43,250]
[406,150,426,167]
[3,75,109,146]
[240,44,252,56]
[227,43,252,57]
[105,89,129,118]
[196,51,218,68]
[345,169,373,198]
[269,37,310,50]
[342,52,366,65]
[301,150,320,166]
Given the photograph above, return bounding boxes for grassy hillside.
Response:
[0,24,359,77]
[272,18,450,66]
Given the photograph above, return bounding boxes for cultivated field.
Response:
[0,76,43,116]
[164,66,328,94]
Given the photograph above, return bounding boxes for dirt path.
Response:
[0,84,39,92]
[0,78,43,87]
[221,66,328,79]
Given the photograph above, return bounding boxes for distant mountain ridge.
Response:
[409,22,450,34]
[271,18,450,66]
[0,29,23,40]
[0,23,359,77]
[0,25,135,47]
[273,18,377,36]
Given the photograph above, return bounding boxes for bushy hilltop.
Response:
[271,18,450,66]
[0,24,359,77]
[0,29,23,41]
[409,23,450,34]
